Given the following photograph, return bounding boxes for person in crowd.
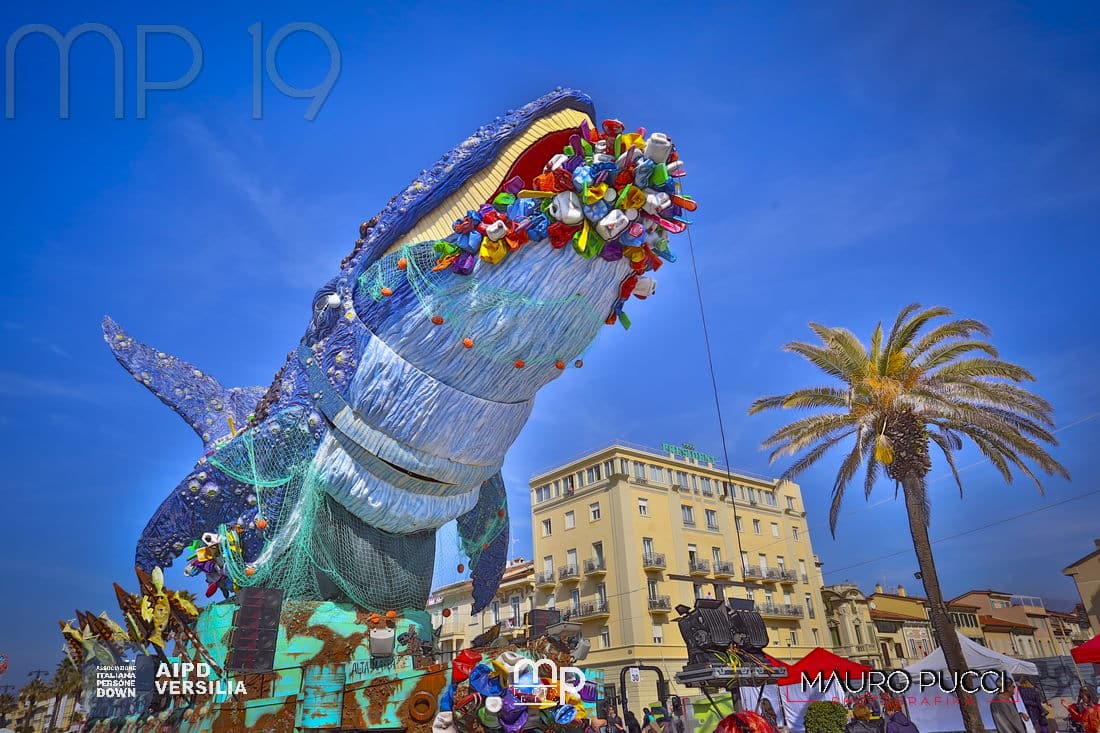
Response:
[626,710,643,733]
[605,705,625,733]
[1079,686,1097,710]
[760,697,779,731]
[1083,705,1100,733]
[846,705,880,733]
[991,678,1027,733]
[884,697,919,733]
[1018,679,1048,733]
[643,707,661,733]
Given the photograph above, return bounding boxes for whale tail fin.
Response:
[102,316,267,449]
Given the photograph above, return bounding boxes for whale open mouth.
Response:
[384,106,594,255]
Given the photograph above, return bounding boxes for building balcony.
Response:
[713,561,737,578]
[759,603,804,618]
[558,565,581,583]
[642,553,666,571]
[743,566,764,581]
[648,595,672,613]
[776,569,799,583]
[689,559,711,575]
[501,617,525,636]
[535,570,556,589]
[564,601,611,621]
[671,483,688,492]
[584,558,607,576]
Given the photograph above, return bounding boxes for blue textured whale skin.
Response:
[104,88,635,612]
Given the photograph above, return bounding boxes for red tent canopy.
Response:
[777,647,872,686]
[1071,634,1100,664]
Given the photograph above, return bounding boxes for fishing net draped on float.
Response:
[209,404,504,610]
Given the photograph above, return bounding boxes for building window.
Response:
[741,551,749,570]
[675,470,689,488]
[565,511,576,530]
[681,504,695,526]
[854,624,863,645]
[589,502,601,521]
[535,485,551,503]
[566,548,577,569]
[638,498,649,517]
[694,583,704,599]
[596,582,607,604]
[771,523,780,538]
[752,519,761,535]
[798,559,808,582]
[766,492,778,507]
[570,589,581,611]
[812,628,820,646]
[633,462,645,480]
[786,496,795,510]
[764,590,774,605]
[792,526,800,541]
[647,579,659,599]
[511,596,521,623]
[619,458,629,474]
[603,460,614,478]
[541,519,552,537]
[649,465,664,483]
[758,554,768,572]
[805,595,815,618]
[712,547,722,564]
[593,541,604,564]
[553,479,561,496]
[831,627,842,648]
[735,516,743,532]
[688,544,698,563]
[653,624,664,643]
[701,477,713,495]
[600,626,611,648]
[748,487,758,504]
[643,537,654,555]
[789,631,798,646]
[705,509,718,530]
[492,601,500,623]
[543,556,553,574]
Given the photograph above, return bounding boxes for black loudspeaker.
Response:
[525,608,562,638]
[226,587,284,672]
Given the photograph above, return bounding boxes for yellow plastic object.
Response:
[584,183,608,205]
[479,240,507,264]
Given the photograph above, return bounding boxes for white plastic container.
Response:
[644,133,673,164]
[483,220,508,242]
[369,627,396,657]
[550,191,584,225]
[633,277,657,299]
[596,209,630,240]
[644,190,672,215]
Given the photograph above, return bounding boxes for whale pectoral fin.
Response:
[102,316,266,448]
[457,472,509,613]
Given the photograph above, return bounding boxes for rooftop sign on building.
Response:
[662,442,717,464]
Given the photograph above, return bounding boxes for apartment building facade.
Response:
[1064,540,1100,635]
[427,559,536,658]
[529,442,830,705]
[820,584,885,667]
[951,590,1062,658]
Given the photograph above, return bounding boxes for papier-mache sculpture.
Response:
[103,88,695,618]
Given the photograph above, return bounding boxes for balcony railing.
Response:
[689,559,711,575]
[743,566,764,580]
[775,569,799,583]
[759,603,804,618]
[564,601,610,620]
[584,558,607,575]
[535,570,556,587]
[682,517,696,527]
[558,565,580,581]
[642,553,666,570]
[713,561,737,577]
[648,595,672,612]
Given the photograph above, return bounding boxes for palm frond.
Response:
[908,318,993,359]
[828,429,871,536]
[779,429,858,482]
[783,341,851,381]
[928,431,965,498]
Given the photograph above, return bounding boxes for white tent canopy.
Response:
[904,630,1039,676]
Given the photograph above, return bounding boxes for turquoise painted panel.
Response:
[300,664,346,729]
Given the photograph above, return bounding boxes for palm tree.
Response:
[749,304,1068,733]
[18,677,49,733]
[0,692,18,728]
[47,658,83,731]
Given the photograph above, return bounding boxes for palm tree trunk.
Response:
[901,474,984,733]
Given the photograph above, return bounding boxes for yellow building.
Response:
[820,584,884,667]
[529,442,830,706]
[868,585,935,668]
[951,590,1061,658]
[1064,540,1100,635]
[427,559,536,659]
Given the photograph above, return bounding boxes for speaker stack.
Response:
[226,587,284,673]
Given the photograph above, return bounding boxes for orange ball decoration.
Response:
[431,315,444,325]
[386,610,397,619]
[497,509,506,518]
[380,287,393,297]
[397,258,408,270]
[514,359,525,369]
[462,337,474,349]
[442,608,452,618]
[245,567,256,577]
[255,518,268,530]
[457,563,465,573]
[555,360,565,370]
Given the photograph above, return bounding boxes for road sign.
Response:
[628,667,641,683]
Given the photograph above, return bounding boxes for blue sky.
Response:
[2,1,1099,684]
